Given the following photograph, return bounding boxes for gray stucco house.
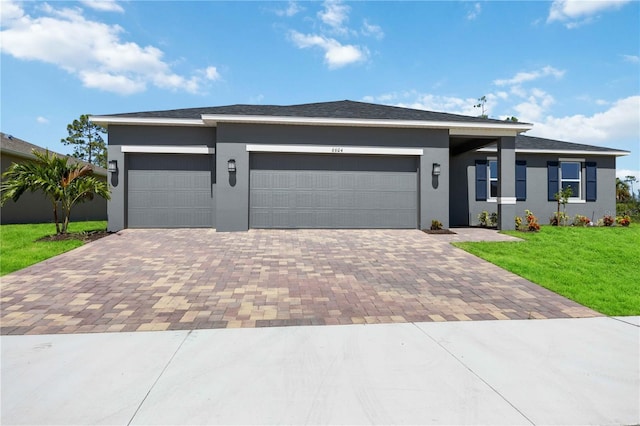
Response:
[0,132,108,224]
[91,100,628,232]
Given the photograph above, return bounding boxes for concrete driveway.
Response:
[0,229,597,335]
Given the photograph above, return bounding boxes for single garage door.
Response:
[250,153,418,229]
[128,154,215,228]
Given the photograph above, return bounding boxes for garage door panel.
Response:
[250,155,418,229]
[127,154,215,228]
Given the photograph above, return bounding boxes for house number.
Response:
[331,147,344,153]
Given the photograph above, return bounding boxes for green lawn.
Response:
[0,221,107,276]
[454,226,640,316]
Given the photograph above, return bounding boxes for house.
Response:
[91,100,628,232]
[0,132,108,224]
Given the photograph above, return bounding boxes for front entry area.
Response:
[249,153,418,229]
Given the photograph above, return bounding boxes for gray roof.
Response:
[1,132,107,176]
[107,100,528,125]
[515,135,626,153]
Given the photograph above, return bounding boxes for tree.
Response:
[553,186,572,225]
[474,95,488,118]
[616,178,631,202]
[61,114,107,168]
[0,149,110,234]
[505,116,519,122]
[624,175,637,200]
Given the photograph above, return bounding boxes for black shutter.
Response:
[548,161,559,201]
[475,160,487,201]
[516,160,527,201]
[586,162,597,201]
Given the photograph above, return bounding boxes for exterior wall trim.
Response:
[246,144,424,156]
[91,117,205,127]
[121,145,215,154]
[477,147,629,156]
[497,197,517,204]
[208,115,531,134]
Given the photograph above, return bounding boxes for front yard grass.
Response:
[0,221,107,276]
[454,226,640,316]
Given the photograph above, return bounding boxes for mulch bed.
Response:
[422,229,457,235]
[37,230,112,243]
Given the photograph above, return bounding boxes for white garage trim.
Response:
[121,145,215,154]
[246,144,423,156]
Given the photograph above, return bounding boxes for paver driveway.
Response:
[0,229,598,335]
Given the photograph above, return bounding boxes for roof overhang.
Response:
[201,114,532,136]
[90,116,204,127]
[477,147,630,157]
[90,114,532,137]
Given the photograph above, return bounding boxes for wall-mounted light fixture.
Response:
[432,163,441,176]
[107,160,118,173]
[228,159,236,173]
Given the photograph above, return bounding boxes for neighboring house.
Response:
[91,100,628,232]
[0,132,108,224]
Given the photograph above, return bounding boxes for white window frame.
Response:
[559,158,584,203]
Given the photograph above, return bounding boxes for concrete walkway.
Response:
[2,317,638,425]
[1,229,596,335]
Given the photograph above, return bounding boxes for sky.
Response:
[1,0,639,179]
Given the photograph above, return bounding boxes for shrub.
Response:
[602,215,615,227]
[550,211,568,226]
[525,209,540,232]
[617,215,631,227]
[573,215,591,227]
[515,216,523,230]
[430,219,443,230]
[490,212,498,226]
[478,211,497,227]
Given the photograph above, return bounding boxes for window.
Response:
[561,162,581,198]
[548,161,597,202]
[489,160,498,199]
[475,159,526,201]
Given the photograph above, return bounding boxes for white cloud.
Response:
[289,30,366,69]
[467,3,481,20]
[363,91,485,116]
[36,116,49,124]
[528,96,640,150]
[622,54,640,64]
[494,66,565,86]
[617,169,640,183]
[203,66,221,81]
[318,0,350,33]
[79,0,124,13]
[0,1,220,95]
[362,19,384,39]
[275,1,302,17]
[547,0,631,28]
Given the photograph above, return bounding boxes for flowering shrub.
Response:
[525,209,540,232]
[430,219,443,230]
[602,215,615,227]
[573,215,591,227]
[617,215,631,227]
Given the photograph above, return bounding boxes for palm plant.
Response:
[1,149,110,234]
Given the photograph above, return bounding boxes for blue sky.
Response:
[1,0,639,178]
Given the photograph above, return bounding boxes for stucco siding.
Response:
[451,151,617,226]
[1,153,107,225]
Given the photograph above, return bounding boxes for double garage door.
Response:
[127,154,215,228]
[250,153,418,229]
